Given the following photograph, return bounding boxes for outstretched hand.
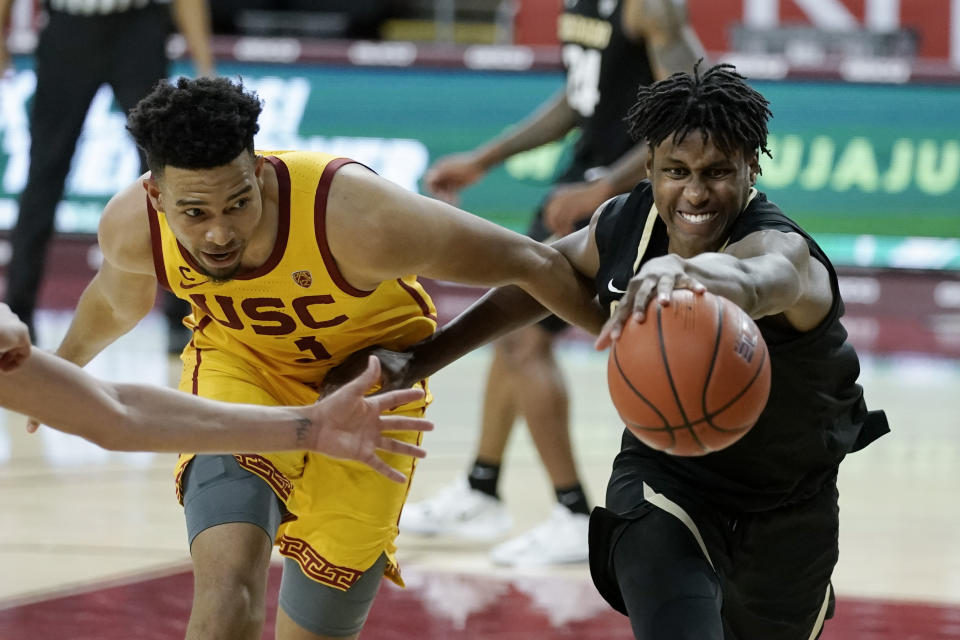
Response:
[595,254,706,350]
[306,356,432,483]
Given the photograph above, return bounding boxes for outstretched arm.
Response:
[318,285,558,395]
[596,230,834,348]
[321,204,607,393]
[0,335,431,483]
[403,214,606,381]
[328,164,604,334]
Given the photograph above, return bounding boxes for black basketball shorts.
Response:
[590,473,839,640]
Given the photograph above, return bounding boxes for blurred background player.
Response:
[406,0,706,567]
[0,0,213,351]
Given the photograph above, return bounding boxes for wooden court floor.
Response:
[1,310,959,639]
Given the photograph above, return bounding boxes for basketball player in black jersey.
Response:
[579,63,889,639]
[407,0,705,567]
[336,62,888,638]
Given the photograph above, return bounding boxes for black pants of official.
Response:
[5,5,177,336]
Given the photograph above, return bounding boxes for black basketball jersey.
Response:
[558,0,655,170]
[595,181,888,512]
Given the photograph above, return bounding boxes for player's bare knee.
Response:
[191,571,268,632]
[191,544,270,624]
[194,559,265,591]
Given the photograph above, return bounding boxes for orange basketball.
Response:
[607,289,771,456]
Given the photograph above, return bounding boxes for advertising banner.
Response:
[689,0,960,66]
[0,59,957,267]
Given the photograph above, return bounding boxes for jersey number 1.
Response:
[294,336,332,363]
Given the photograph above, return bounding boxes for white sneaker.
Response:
[401,480,513,541]
[489,505,589,566]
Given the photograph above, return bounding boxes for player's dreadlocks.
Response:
[627,62,772,160]
[127,77,262,176]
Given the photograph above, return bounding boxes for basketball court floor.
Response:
[1,309,959,639]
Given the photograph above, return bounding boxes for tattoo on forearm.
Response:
[295,418,311,445]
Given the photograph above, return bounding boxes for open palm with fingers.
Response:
[305,356,432,483]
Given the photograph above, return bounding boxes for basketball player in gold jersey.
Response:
[0,303,431,471]
[36,77,603,640]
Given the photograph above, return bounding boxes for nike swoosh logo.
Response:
[608,278,626,294]
[179,280,210,289]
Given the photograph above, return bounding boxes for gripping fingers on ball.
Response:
[630,278,658,322]
[598,296,633,347]
[679,275,707,294]
[656,275,678,305]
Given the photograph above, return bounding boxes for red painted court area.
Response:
[2,566,958,640]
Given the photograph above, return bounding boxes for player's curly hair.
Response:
[126,77,262,176]
[626,62,772,160]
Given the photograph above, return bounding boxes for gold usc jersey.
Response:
[148,150,437,387]
[147,151,437,590]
